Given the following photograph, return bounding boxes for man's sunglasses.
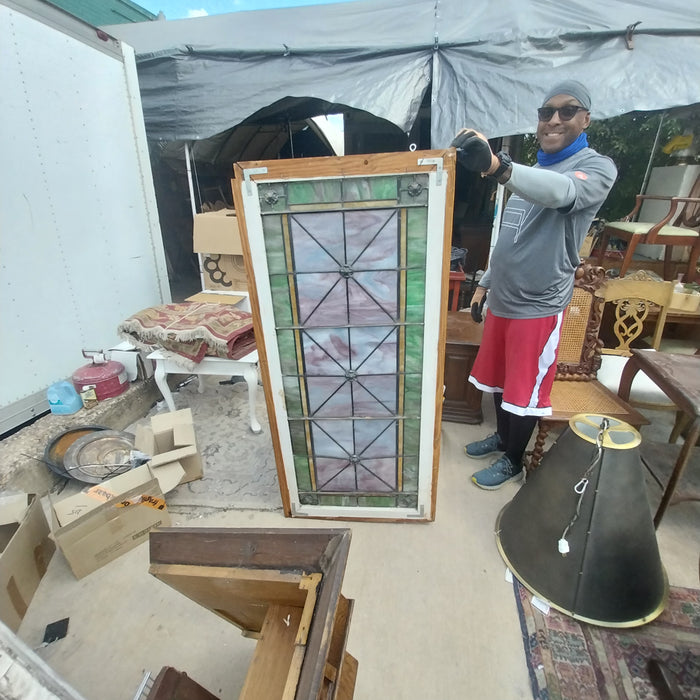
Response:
[537,105,587,122]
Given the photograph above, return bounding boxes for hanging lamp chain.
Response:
[558,418,610,556]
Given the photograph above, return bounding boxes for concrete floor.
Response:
[11,379,700,700]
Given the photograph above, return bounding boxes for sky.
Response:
[137,0,357,20]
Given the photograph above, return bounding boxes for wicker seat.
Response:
[528,264,648,471]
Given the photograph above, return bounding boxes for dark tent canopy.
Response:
[104,0,700,148]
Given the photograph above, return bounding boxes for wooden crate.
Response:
[148,528,357,700]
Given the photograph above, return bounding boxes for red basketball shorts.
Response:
[468,311,563,417]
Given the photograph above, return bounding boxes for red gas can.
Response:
[72,359,129,400]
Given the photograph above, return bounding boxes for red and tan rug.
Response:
[514,578,700,699]
[119,302,256,366]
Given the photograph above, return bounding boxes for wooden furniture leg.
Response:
[654,417,700,528]
[619,351,700,528]
[243,363,262,434]
[595,229,611,267]
[147,667,219,700]
[153,361,176,412]
[619,235,641,277]
[670,411,690,444]
[528,422,550,472]
[647,659,686,700]
[148,350,262,434]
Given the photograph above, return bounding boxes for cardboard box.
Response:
[0,494,56,631]
[134,408,203,493]
[670,290,700,313]
[193,210,242,255]
[108,341,155,381]
[200,253,248,292]
[50,465,170,580]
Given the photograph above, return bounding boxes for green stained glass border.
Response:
[260,173,432,508]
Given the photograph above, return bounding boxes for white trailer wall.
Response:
[0,0,170,434]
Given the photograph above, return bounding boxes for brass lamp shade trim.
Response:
[496,413,668,628]
[496,512,669,628]
[569,413,642,450]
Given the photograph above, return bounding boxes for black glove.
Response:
[471,293,487,323]
[450,130,493,173]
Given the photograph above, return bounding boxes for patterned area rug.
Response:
[514,578,700,699]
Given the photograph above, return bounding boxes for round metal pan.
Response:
[44,425,111,479]
[62,430,136,484]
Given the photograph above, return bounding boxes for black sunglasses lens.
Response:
[538,106,583,121]
[559,106,581,120]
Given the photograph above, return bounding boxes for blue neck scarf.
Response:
[537,132,588,166]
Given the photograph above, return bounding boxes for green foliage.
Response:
[521,111,697,221]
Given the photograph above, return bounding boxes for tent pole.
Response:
[639,112,666,201]
[488,136,513,257]
[288,119,295,158]
[185,142,197,218]
[185,142,206,293]
[490,184,506,259]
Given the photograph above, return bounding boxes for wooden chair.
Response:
[595,174,700,282]
[528,264,648,471]
[594,278,675,408]
[595,277,700,442]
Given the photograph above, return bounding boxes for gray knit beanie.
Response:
[542,80,591,110]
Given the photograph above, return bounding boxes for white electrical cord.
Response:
[558,418,609,556]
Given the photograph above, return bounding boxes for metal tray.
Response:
[62,430,136,484]
[44,425,111,479]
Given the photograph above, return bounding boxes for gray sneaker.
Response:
[471,455,523,490]
[464,433,504,459]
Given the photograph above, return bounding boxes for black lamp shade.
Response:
[496,414,668,627]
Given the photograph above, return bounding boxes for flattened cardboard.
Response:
[193,210,242,255]
[186,292,245,305]
[51,465,170,580]
[134,408,203,490]
[0,495,56,631]
[200,253,248,292]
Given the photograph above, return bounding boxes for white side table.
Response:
[147,349,262,434]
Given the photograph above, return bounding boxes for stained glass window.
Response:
[234,153,454,520]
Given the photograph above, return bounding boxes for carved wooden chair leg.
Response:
[528,422,550,473]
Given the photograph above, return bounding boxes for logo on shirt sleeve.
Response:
[574,171,588,180]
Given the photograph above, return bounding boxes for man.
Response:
[451,80,617,490]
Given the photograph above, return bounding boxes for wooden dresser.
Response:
[442,311,485,424]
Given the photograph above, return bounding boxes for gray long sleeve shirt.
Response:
[479,148,617,318]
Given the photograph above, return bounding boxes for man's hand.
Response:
[469,286,487,323]
[450,129,497,174]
